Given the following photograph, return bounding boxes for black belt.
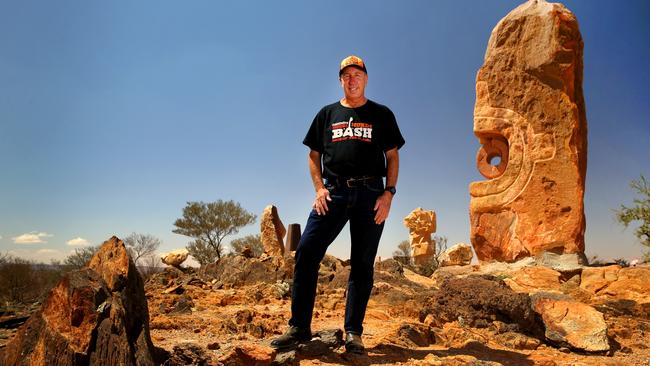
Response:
[326,176,382,188]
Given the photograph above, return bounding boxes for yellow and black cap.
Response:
[339,55,367,76]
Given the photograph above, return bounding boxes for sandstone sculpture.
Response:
[161,248,189,267]
[439,243,474,267]
[403,208,436,265]
[469,0,587,262]
[2,236,160,365]
[260,205,286,257]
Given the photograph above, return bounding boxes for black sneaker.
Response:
[345,333,365,354]
[270,326,312,351]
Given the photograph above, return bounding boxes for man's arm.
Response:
[374,147,399,224]
[308,150,331,215]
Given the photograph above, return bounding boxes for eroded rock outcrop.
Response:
[1,236,161,366]
[260,205,286,257]
[469,0,587,262]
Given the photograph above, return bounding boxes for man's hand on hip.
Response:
[313,187,331,215]
[374,191,393,224]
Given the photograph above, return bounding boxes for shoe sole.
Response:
[271,338,311,352]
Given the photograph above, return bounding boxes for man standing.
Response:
[271,55,405,354]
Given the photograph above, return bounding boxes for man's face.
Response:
[339,67,368,99]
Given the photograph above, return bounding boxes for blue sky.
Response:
[1,1,648,263]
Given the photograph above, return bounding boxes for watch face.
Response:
[386,187,396,195]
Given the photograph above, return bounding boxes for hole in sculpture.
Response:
[488,155,501,166]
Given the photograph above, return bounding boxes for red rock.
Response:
[219,343,275,366]
[1,236,160,365]
[580,265,621,293]
[581,266,650,304]
[469,0,587,262]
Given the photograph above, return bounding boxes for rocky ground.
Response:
[143,253,649,365]
[1,250,649,365]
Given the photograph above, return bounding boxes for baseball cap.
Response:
[339,55,367,76]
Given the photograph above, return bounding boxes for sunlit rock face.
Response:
[469,0,587,262]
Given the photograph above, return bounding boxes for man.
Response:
[271,55,405,354]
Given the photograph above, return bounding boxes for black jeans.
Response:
[289,179,384,335]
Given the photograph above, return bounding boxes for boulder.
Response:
[439,243,473,267]
[419,276,545,338]
[531,293,609,352]
[581,266,650,304]
[503,266,562,294]
[1,236,160,365]
[580,265,621,294]
[161,248,189,267]
[469,0,587,262]
[260,205,286,257]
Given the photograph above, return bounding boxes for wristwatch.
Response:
[385,186,396,195]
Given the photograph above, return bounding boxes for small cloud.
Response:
[8,248,66,263]
[67,237,90,246]
[13,232,53,244]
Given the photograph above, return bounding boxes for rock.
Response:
[261,205,286,257]
[469,0,587,262]
[402,268,437,288]
[161,249,189,267]
[534,252,587,273]
[393,323,435,347]
[1,236,161,365]
[169,294,194,314]
[202,255,293,287]
[503,266,562,294]
[439,243,473,266]
[165,343,211,366]
[312,328,343,348]
[495,332,541,350]
[580,265,621,293]
[219,343,276,366]
[598,267,650,304]
[272,350,297,366]
[420,276,545,338]
[403,207,437,265]
[531,293,609,352]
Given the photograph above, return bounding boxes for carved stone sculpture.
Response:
[260,205,286,257]
[470,0,587,262]
[403,207,437,265]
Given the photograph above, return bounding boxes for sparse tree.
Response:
[392,240,412,265]
[615,174,650,259]
[186,238,219,265]
[64,245,100,269]
[173,200,257,262]
[0,255,36,303]
[124,232,161,266]
[231,234,264,257]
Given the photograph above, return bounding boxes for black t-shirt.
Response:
[303,100,405,178]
